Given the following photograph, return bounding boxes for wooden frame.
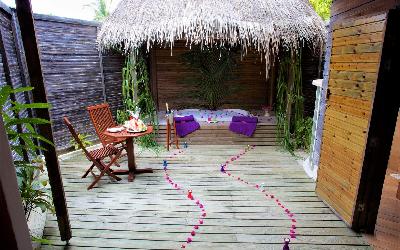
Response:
[352,8,400,233]
[15,0,71,241]
[0,114,32,249]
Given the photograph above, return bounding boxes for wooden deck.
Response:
[42,145,370,249]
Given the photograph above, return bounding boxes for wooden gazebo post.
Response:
[15,0,71,242]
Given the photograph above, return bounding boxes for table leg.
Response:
[173,120,179,149]
[126,137,136,182]
[113,137,154,182]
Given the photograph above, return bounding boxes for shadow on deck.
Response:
[42,145,370,249]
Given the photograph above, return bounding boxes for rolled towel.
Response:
[232,116,258,123]
[174,115,195,122]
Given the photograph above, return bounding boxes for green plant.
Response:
[276,51,313,154]
[309,0,332,21]
[117,50,161,153]
[17,156,54,219]
[294,117,313,150]
[69,133,93,150]
[181,46,237,110]
[88,0,113,21]
[0,85,54,221]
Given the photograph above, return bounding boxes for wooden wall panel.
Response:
[331,0,400,21]
[388,112,400,172]
[32,15,124,151]
[0,7,32,161]
[34,17,103,149]
[316,14,386,225]
[153,41,268,110]
[313,0,399,167]
[102,50,124,118]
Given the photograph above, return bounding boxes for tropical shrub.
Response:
[276,51,313,154]
[0,85,54,220]
[309,0,332,21]
[69,133,93,150]
[116,51,160,152]
[88,0,113,21]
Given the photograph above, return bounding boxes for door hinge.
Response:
[357,203,365,212]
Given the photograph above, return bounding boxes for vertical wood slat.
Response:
[0,114,32,250]
[150,48,159,110]
[98,27,106,103]
[15,0,71,242]
[102,50,124,119]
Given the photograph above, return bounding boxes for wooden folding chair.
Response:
[87,103,127,167]
[63,117,122,190]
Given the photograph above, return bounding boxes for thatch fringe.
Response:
[97,0,326,72]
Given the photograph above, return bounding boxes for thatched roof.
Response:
[97,0,326,68]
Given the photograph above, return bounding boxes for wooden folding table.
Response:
[103,126,154,182]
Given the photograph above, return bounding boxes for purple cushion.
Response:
[232,116,258,123]
[229,116,258,137]
[174,115,200,137]
[174,115,195,122]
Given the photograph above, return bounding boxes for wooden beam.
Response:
[352,8,400,233]
[15,0,71,242]
[0,114,32,250]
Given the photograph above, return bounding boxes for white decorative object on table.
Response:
[107,127,125,133]
[124,118,147,132]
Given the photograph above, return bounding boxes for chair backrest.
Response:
[63,117,93,161]
[87,103,117,146]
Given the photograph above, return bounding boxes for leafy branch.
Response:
[180,46,238,110]
[0,85,54,221]
[276,51,313,154]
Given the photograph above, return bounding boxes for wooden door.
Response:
[316,10,400,232]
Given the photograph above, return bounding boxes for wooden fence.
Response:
[0,3,124,151]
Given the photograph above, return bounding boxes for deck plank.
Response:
[42,145,370,249]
